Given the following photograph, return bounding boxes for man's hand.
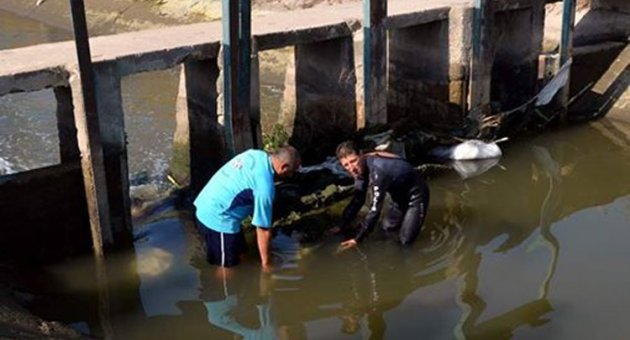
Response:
[336,239,358,254]
[261,262,273,274]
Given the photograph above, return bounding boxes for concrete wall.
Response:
[0,164,91,264]
[388,20,452,126]
[281,37,357,164]
[490,8,540,111]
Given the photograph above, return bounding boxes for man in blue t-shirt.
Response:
[194,146,301,271]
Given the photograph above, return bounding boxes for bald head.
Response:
[270,145,301,177]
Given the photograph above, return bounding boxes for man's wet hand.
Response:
[336,239,358,254]
[261,262,273,274]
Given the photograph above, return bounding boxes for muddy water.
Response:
[28,121,630,339]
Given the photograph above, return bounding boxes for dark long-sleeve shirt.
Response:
[341,154,426,241]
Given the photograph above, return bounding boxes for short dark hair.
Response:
[271,145,301,170]
[336,141,360,159]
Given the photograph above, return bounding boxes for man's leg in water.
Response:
[399,191,430,246]
[382,201,404,238]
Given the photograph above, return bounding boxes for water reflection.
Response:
[32,121,630,339]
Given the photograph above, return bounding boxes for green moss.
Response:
[263,123,290,152]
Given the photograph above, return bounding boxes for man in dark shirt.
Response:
[335,141,430,250]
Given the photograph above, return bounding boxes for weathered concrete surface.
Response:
[171,59,225,195]
[388,18,453,126]
[490,6,544,111]
[281,37,357,163]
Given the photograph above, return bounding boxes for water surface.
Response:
[33,122,630,339]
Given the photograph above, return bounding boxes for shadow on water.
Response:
[30,120,630,339]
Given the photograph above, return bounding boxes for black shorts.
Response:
[196,219,247,267]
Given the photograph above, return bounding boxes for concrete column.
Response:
[449,6,473,123]
[281,36,357,163]
[92,62,132,246]
[69,68,114,249]
[388,19,452,126]
[171,59,225,196]
[54,86,80,163]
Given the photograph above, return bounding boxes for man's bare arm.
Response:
[256,227,272,269]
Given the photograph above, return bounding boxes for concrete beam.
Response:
[386,7,450,29]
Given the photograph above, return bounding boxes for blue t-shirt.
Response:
[194,149,275,233]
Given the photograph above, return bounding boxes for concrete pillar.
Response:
[171,59,225,196]
[388,19,453,126]
[281,36,357,163]
[69,68,114,249]
[54,86,80,163]
[92,62,132,246]
[449,6,473,123]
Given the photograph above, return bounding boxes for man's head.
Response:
[336,141,364,179]
[270,145,301,178]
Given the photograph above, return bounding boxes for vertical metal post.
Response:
[68,0,112,255]
[222,0,239,155]
[239,0,256,148]
[363,0,387,126]
[69,1,115,338]
[469,0,486,115]
[558,0,576,124]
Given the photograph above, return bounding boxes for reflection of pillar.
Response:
[172,60,225,196]
[93,62,132,246]
[54,86,80,163]
[281,37,357,163]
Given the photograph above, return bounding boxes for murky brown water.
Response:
[3,7,630,340]
[28,121,630,339]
